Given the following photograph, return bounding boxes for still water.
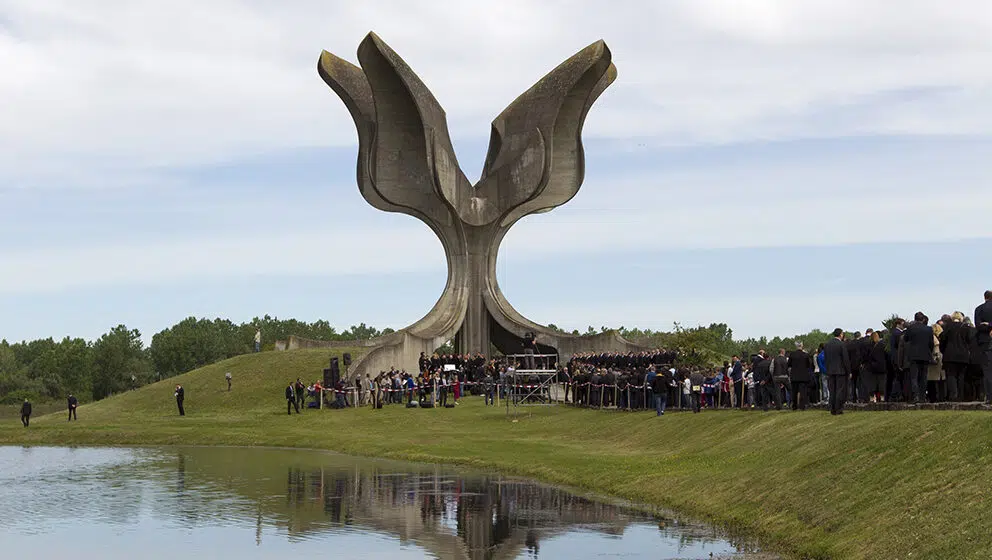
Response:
[0,446,762,559]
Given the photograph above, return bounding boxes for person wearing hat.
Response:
[20,398,32,427]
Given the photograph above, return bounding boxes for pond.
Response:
[0,446,765,559]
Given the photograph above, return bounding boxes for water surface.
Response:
[0,446,762,559]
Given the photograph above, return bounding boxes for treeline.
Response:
[0,316,395,404]
[2,313,893,404]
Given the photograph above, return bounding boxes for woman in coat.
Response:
[865,332,889,402]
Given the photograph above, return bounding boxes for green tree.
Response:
[92,325,150,400]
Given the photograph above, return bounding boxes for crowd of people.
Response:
[565,292,992,415]
[303,291,992,416]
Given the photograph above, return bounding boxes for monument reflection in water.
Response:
[0,446,758,559]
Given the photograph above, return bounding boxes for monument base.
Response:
[280,320,646,382]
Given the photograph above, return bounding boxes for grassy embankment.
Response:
[1,348,991,559]
[0,401,64,419]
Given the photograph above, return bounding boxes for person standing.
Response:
[522,332,537,370]
[729,356,744,409]
[887,318,906,402]
[254,329,261,353]
[773,349,790,406]
[845,332,863,403]
[652,366,670,416]
[788,342,813,411]
[865,332,889,402]
[67,393,78,421]
[940,312,972,402]
[903,312,935,404]
[975,291,992,403]
[754,352,779,411]
[225,371,232,391]
[286,382,299,414]
[816,344,828,405]
[20,399,32,427]
[824,328,851,415]
[688,370,705,413]
[175,385,185,416]
[483,370,495,406]
[294,379,306,411]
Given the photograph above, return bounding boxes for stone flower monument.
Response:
[316,33,643,378]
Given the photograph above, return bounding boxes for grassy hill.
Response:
[3,348,992,559]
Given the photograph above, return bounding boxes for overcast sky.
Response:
[2,0,991,344]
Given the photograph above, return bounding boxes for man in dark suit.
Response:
[753,351,779,411]
[902,312,935,404]
[940,313,973,402]
[67,393,78,421]
[824,328,851,415]
[902,311,933,403]
[286,382,300,414]
[788,342,813,411]
[975,291,992,403]
[175,384,185,416]
[771,349,790,405]
[858,330,875,402]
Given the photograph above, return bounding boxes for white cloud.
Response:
[0,226,443,294]
[1,0,991,186]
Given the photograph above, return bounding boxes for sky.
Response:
[2,0,991,344]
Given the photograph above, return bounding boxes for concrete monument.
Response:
[316,33,643,378]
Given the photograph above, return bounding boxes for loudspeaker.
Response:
[343,353,352,367]
[326,357,341,388]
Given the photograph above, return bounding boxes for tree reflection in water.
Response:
[0,447,759,559]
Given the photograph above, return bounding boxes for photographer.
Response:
[522,332,536,370]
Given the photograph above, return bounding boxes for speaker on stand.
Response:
[342,353,352,407]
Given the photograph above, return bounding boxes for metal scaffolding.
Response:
[502,353,559,411]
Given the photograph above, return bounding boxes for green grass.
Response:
[0,401,64,419]
[2,349,992,559]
